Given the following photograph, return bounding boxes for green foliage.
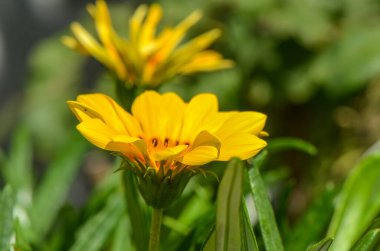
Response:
[284,184,337,251]
[28,139,86,243]
[351,228,380,251]
[248,160,284,251]
[122,171,150,251]
[215,158,244,250]
[69,193,124,251]
[267,137,318,156]
[307,238,334,251]
[328,151,380,251]
[0,186,14,251]
[203,158,259,251]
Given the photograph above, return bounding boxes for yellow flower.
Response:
[67,91,266,207]
[62,0,234,87]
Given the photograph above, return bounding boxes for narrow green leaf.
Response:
[69,193,124,251]
[162,183,213,251]
[2,127,32,194]
[267,137,317,155]
[307,237,334,251]
[240,199,259,251]
[215,158,243,251]
[122,171,150,251]
[0,186,14,251]
[201,227,216,251]
[111,215,135,251]
[328,153,380,251]
[352,229,380,251]
[29,138,86,242]
[284,184,336,251]
[248,161,284,251]
[13,219,32,251]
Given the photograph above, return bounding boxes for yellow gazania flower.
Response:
[67,91,266,207]
[62,0,234,87]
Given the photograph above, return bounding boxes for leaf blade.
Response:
[216,158,244,251]
[0,186,14,251]
[248,160,284,251]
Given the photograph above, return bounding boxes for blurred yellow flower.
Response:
[68,91,266,170]
[62,0,233,86]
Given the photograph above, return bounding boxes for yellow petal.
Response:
[61,36,88,54]
[67,101,103,122]
[155,10,202,60]
[162,92,186,141]
[152,145,188,161]
[93,0,127,80]
[190,130,220,151]
[139,4,163,49]
[180,51,234,74]
[129,4,148,44]
[106,135,146,156]
[201,112,236,134]
[167,29,221,69]
[131,91,186,142]
[180,93,218,142]
[70,23,111,68]
[77,118,115,149]
[131,91,165,140]
[180,146,218,166]
[70,94,142,136]
[216,112,267,140]
[218,134,267,161]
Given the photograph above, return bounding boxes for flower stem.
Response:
[149,208,163,251]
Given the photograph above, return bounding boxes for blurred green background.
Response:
[1,0,380,250]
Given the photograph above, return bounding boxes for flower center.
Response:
[148,137,190,150]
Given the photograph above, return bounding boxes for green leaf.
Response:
[351,228,380,251]
[267,137,317,155]
[2,127,32,193]
[0,186,14,251]
[201,227,216,251]
[240,199,259,251]
[248,160,284,251]
[215,158,243,251]
[328,153,380,251]
[28,138,86,243]
[122,171,150,251]
[111,215,135,251]
[162,182,214,251]
[284,184,336,251]
[307,237,334,251]
[312,27,380,97]
[69,193,124,251]
[13,219,32,251]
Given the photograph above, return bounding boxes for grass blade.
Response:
[0,186,14,251]
[240,199,259,251]
[122,171,150,251]
[201,227,216,251]
[1,128,33,191]
[267,137,317,155]
[248,160,284,251]
[328,153,380,251]
[284,184,336,251]
[351,228,380,251]
[307,237,334,251]
[215,158,243,251]
[69,193,124,251]
[111,215,135,251]
[29,138,86,243]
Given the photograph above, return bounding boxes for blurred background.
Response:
[1,0,380,228]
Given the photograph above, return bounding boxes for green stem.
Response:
[149,208,163,251]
